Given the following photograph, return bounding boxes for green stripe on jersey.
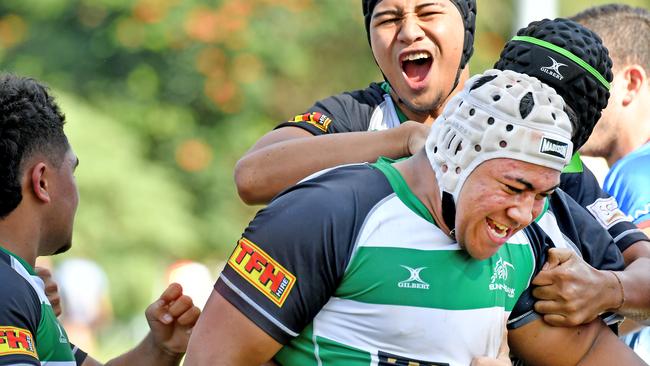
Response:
[275,324,371,366]
[336,243,533,311]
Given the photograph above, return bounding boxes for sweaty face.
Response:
[369,0,464,115]
[454,159,560,260]
[47,148,80,255]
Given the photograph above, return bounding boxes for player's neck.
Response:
[0,209,40,267]
[393,152,451,234]
[608,123,649,165]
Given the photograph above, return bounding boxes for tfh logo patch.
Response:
[0,326,37,358]
[291,112,332,132]
[228,238,296,307]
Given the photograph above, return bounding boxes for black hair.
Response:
[0,74,68,219]
[494,18,613,152]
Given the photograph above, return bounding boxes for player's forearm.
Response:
[575,323,647,366]
[234,128,413,205]
[104,333,183,366]
[616,256,650,323]
[510,318,644,366]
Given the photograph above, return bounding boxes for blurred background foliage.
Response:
[1,0,648,358]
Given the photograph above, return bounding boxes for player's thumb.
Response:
[542,248,575,271]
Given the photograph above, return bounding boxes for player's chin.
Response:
[53,242,72,255]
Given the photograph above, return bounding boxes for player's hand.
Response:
[400,121,430,156]
[531,248,613,327]
[470,324,511,366]
[36,266,62,317]
[145,283,201,357]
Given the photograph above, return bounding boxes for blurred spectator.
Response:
[573,3,650,362]
[55,258,113,354]
[166,260,215,309]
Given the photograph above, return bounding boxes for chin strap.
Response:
[441,191,456,237]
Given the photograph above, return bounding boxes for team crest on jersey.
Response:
[228,238,296,307]
[586,197,630,229]
[488,258,515,298]
[0,326,37,358]
[291,112,332,132]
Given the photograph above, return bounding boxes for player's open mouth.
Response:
[486,217,511,241]
[400,51,432,88]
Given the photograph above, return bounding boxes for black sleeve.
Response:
[508,190,626,330]
[274,84,384,135]
[0,263,41,366]
[70,344,87,365]
[215,166,385,344]
[507,222,548,329]
[561,164,649,252]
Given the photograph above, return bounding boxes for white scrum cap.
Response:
[426,69,573,202]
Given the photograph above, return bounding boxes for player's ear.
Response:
[621,64,646,106]
[29,162,51,203]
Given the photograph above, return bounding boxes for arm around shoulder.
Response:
[234,123,429,205]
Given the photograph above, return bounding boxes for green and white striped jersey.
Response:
[0,247,84,366]
[217,160,535,365]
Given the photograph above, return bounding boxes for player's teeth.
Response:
[490,227,507,238]
[404,52,430,61]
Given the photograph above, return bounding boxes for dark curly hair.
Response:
[494,18,613,152]
[0,74,68,219]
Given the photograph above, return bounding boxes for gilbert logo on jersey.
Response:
[228,238,296,307]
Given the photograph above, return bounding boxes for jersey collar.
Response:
[380,82,409,123]
[0,246,35,275]
[372,157,438,227]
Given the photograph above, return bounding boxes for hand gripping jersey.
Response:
[603,142,650,228]
[0,248,87,366]
[276,84,648,252]
[216,160,623,365]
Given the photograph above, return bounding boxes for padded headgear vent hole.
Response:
[493,94,501,101]
[474,144,481,152]
[469,108,475,116]
[448,134,456,149]
[519,91,535,119]
[455,167,461,174]
[500,140,507,148]
[506,124,513,132]
[487,117,495,125]
[454,142,463,155]
[442,164,448,172]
